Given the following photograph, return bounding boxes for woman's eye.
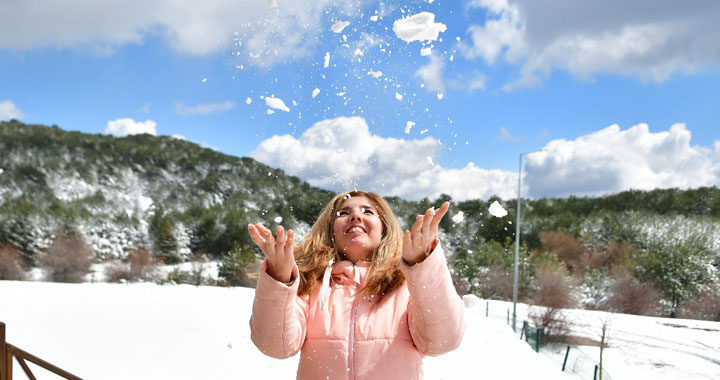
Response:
[336,210,349,216]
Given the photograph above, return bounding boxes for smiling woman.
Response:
[247,190,465,380]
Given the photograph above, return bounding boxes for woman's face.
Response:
[332,195,384,263]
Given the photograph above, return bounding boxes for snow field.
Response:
[1,281,573,380]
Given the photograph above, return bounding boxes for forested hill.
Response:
[0,119,333,262]
[2,120,719,318]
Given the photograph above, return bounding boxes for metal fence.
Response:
[561,345,613,380]
[477,299,612,380]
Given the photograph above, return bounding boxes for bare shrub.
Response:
[585,240,634,272]
[540,231,587,276]
[105,261,132,283]
[529,264,575,339]
[105,247,157,283]
[478,267,514,300]
[0,243,26,280]
[129,246,156,281]
[607,270,659,316]
[677,287,720,321]
[451,271,470,296]
[39,232,94,283]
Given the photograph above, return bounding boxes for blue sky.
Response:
[1,0,719,201]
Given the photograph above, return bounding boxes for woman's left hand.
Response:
[402,201,450,266]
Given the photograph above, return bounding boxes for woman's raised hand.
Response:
[248,223,295,283]
[401,201,450,266]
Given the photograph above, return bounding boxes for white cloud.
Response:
[496,127,525,145]
[175,101,235,116]
[0,0,360,67]
[448,72,487,92]
[104,118,157,137]
[393,12,447,43]
[461,1,720,90]
[251,116,517,201]
[525,123,720,198]
[137,102,151,114]
[415,54,445,93]
[460,1,523,64]
[0,100,23,120]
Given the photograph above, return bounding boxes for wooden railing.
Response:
[1,322,83,380]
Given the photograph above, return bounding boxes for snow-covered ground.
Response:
[0,281,718,380]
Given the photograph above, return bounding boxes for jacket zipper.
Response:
[347,264,360,380]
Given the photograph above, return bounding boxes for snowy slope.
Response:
[0,281,572,380]
[1,281,718,380]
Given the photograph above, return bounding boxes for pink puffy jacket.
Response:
[250,244,465,380]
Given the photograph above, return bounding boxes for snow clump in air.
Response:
[405,121,415,134]
[324,52,330,68]
[452,211,465,224]
[331,21,350,33]
[393,12,447,43]
[274,216,283,223]
[420,47,431,56]
[265,97,290,112]
[245,97,252,105]
[488,201,508,218]
[367,69,383,78]
[370,15,379,22]
[396,92,403,101]
[312,88,321,98]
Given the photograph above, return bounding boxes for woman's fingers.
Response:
[275,226,286,249]
[411,214,424,247]
[421,207,434,241]
[429,201,450,237]
[260,225,276,251]
[248,223,295,283]
[248,224,265,247]
[284,229,295,257]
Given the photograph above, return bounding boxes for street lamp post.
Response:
[513,149,543,333]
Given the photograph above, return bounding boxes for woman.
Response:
[248,190,464,380]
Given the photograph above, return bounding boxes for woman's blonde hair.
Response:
[295,190,405,300]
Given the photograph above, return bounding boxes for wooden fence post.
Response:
[1,322,7,380]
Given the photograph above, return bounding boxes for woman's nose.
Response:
[349,209,362,221]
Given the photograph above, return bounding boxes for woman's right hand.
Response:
[248,223,295,283]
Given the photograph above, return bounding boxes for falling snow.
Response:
[393,12,447,43]
[265,97,290,112]
[452,211,465,224]
[405,121,415,134]
[489,201,508,218]
[331,21,350,33]
[367,69,383,78]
